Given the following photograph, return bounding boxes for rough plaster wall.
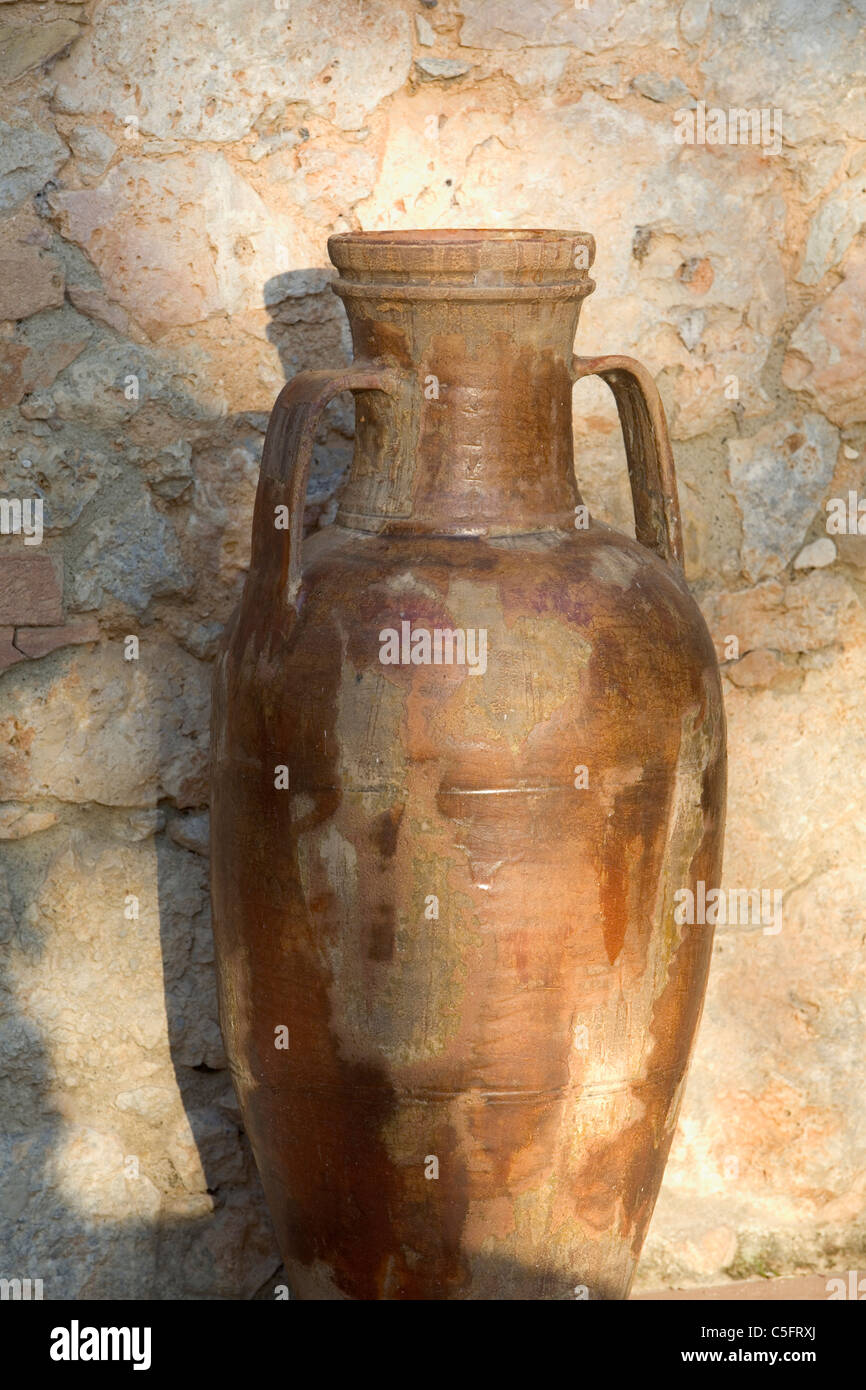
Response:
[0,0,864,1297]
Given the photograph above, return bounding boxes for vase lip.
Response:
[328,227,596,297]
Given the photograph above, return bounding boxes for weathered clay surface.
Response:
[211,231,726,1298]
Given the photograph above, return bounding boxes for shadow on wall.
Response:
[0,270,363,1300]
[152,269,354,1298]
[153,269,352,1299]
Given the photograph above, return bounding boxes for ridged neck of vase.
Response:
[328,230,595,537]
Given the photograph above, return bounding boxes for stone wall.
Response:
[1,0,864,1297]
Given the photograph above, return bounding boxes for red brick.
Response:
[0,626,26,675]
[14,619,99,659]
[0,554,63,625]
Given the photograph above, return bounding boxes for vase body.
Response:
[211,230,726,1300]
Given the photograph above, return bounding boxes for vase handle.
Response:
[572,354,684,568]
[250,364,400,603]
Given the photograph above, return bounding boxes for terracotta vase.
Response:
[210,230,726,1301]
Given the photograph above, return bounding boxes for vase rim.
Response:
[330,227,590,241]
[328,228,596,296]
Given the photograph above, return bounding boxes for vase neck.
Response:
[328,230,595,537]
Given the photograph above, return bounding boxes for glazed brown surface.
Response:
[211,230,726,1300]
